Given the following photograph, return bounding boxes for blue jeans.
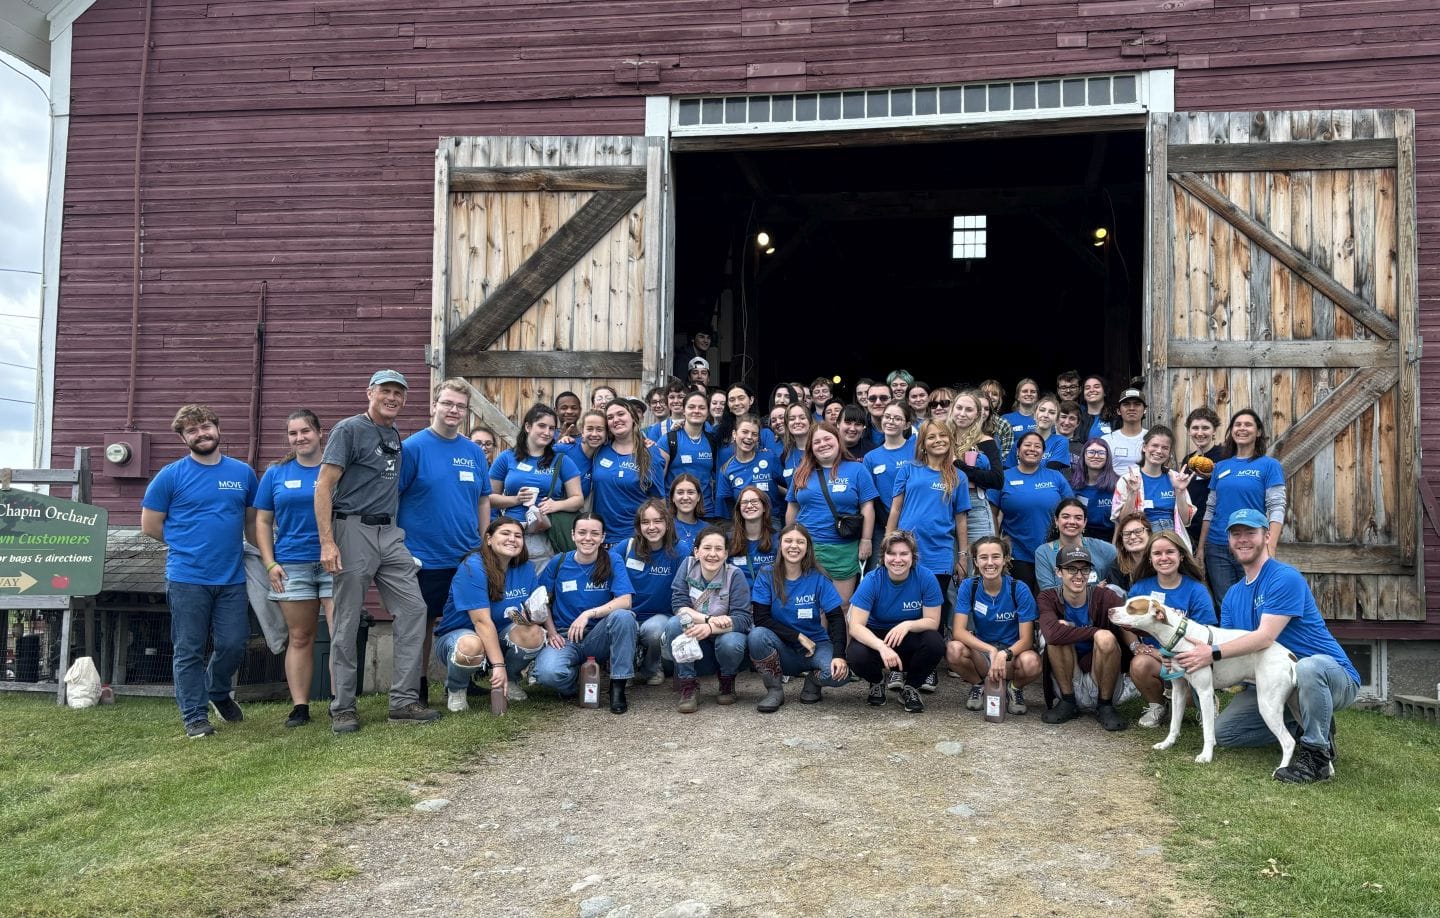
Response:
[1215,655,1358,749]
[432,625,544,692]
[663,616,747,678]
[1204,540,1244,602]
[747,627,844,685]
[167,581,250,726]
[637,613,673,679]
[533,611,638,692]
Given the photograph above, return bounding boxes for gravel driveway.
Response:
[276,677,1210,918]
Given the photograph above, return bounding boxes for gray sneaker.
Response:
[966,683,984,711]
[331,710,360,734]
[388,702,441,724]
[210,697,243,723]
[185,719,215,739]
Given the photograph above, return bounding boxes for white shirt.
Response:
[1103,428,1147,476]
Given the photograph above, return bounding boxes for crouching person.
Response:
[748,524,849,712]
[1036,547,1129,731]
[534,514,637,714]
[845,531,946,713]
[666,526,753,713]
[946,536,1043,715]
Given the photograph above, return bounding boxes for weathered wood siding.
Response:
[54,0,1440,635]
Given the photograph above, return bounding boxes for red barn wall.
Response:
[54,0,1440,629]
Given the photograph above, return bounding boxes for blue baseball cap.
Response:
[368,369,409,389]
[1226,508,1267,531]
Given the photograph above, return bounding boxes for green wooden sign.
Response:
[0,489,109,599]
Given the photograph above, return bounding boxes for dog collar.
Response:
[1160,615,1191,653]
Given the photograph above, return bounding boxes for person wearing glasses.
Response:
[926,388,955,426]
[727,485,779,586]
[397,379,495,703]
[1110,511,1155,590]
[316,370,440,732]
[468,426,500,466]
[1071,437,1119,541]
[1036,546,1130,731]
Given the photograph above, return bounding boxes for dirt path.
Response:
[278,677,1211,918]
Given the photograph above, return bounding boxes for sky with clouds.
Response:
[0,53,49,470]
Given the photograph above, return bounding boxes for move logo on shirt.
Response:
[452,457,479,470]
[584,580,610,592]
[1236,469,1262,478]
[503,586,529,599]
[1034,481,1056,490]
[901,600,922,611]
[218,480,247,491]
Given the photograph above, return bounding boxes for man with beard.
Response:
[316,370,440,732]
[141,404,259,738]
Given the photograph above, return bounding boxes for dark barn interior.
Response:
[672,130,1146,401]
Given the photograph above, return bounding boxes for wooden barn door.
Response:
[1146,110,1421,622]
[432,136,669,439]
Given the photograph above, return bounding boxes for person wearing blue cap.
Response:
[315,369,440,732]
[1172,508,1359,783]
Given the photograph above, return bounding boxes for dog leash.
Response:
[1153,609,1216,682]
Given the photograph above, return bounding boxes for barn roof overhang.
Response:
[0,0,94,72]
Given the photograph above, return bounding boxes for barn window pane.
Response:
[1013,82,1036,110]
[1038,80,1061,108]
[939,86,963,114]
[964,85,986,112]
[819,92,842,119]
[891,90,913,116]
[678,99,701,125]
[749,97,771,122]
[1088,77,1111,105]
[701,98,724,124]
[915,87,938,115]
[988,84,1011,111]
[843,91,866,119]
[1062,79,1086,106]
[866,90,889,117]
[772,95,794,122]
[1113,74,1137,103]
[725,97,747,122]
[795,95,818,121]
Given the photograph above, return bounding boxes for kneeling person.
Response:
[1037,547,1129,730]
[666,526,753,713]
[845,531,945,713]
[947,537,1043,715]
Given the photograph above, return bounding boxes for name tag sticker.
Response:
[755,481,769,491]
[625,558,645,571]
[1076,495,1089,506]
[459,470,474,482]
[561,580,579,593]
[973,600,987,614]
[283,480,301,489]
[681,454,693,464]
[1217,469,1231,479]
[783,468,794,478]
[1149,591,1167,603]
[1010,480,1024,486]
[517,463,533,472]
[1114,447,1131,457]
[873,464,886,474]
[599,458,615,468]
[798,607,814,619]
[733,557,748,566]
[1142,499,1154,509]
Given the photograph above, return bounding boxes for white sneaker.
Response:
[506,683,528,702]
[446,690,469,712]
[1138,702,1167,728]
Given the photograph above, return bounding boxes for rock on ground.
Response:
[271,677,1211,918]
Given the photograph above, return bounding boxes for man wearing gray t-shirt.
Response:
[316,370,440,732]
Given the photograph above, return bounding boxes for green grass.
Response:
[0,692,548,918]
[1138,703,1440,918]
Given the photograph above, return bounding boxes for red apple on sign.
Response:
[51,574,70,590]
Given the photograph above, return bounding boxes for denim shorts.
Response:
[268,561,334,601]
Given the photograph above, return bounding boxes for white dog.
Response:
[1109,596,1304,774]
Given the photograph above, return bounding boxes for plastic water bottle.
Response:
[670,612,703,664]
[580,656,601,708]
[984,673,1006,724]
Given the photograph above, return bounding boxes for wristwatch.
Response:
[1002,647,1014,661]
[1211,644,1222,661]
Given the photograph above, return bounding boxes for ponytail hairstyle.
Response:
[571,512,612,585]
[631,498,676,563]
[969,535,1013,576]
[272,408,322,467]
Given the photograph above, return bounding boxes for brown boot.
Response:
[677,677,700,714]
[717,673,737,705]
[753,652,786,713]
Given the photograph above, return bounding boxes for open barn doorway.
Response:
[671,129,1145,405]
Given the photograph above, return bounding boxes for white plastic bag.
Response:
[65,656,102,709]
[670,612,703,663]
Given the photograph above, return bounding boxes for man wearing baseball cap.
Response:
[315,370,440,732]
[1173,508,1359,782]
[687,356,711,389]
[1102,388,1148,475]
[1036,546,1130,730]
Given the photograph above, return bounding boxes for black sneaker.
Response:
[920,671,938,694]
[866,682,886,706]
[210,697,244,723]
[1094,703,1128,732]
[885,670,904,692]
[900,685,924,713]
[284,704,310,728]
[1274,743,1331,784]
[1042,698,1080,724]
[184,719,215,739]
[388,702,442,724]
[331,710,360,734]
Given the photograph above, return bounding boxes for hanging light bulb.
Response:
[756,231,771,247]
[764,246,776,255]
[1092,227,1109,247]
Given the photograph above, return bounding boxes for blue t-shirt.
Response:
[728,531,779,586]
[1127,575,1217,627]
[1087,413,1113,439]
[488,450,581,523]
[1060,596,1095,657]
[590,443,666,538]
[1220,559,1359,683]
[1001,412,1037,466]
[539,550,636,631]
[864,442,912,514]
[779,447,806,493]
[893,463,972,575]
[437,554,538,636]
[851,566,943,629]
[673,517,705,556]
[663,427,720,516]
[715,448,782,518]
[143,455,257,585]
[1207,455,1285,544]
[1041,433,1072,470]
[617,538,683,620]
[1076,482,1114,534]
[396,428,492,568]
[554,441,595,498]
[255,458,321,563]
[988,468,1075,562]
[645,418,684,443]
[958,575,1037,647]
[1140,470,1177,525]
[753,568,841,642]
[787,461,880,545]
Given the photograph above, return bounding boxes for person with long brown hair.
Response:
[617,498,684,686]
[1110,511,1154,590]
[666,525,754,712]
[591,399,665,543]
[727,485,779,586]
[1124,529,1216,728]
[1196,408,1286,598]
[951,389,1003,541]
[786,421,879,603]
[748,523,849,712]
